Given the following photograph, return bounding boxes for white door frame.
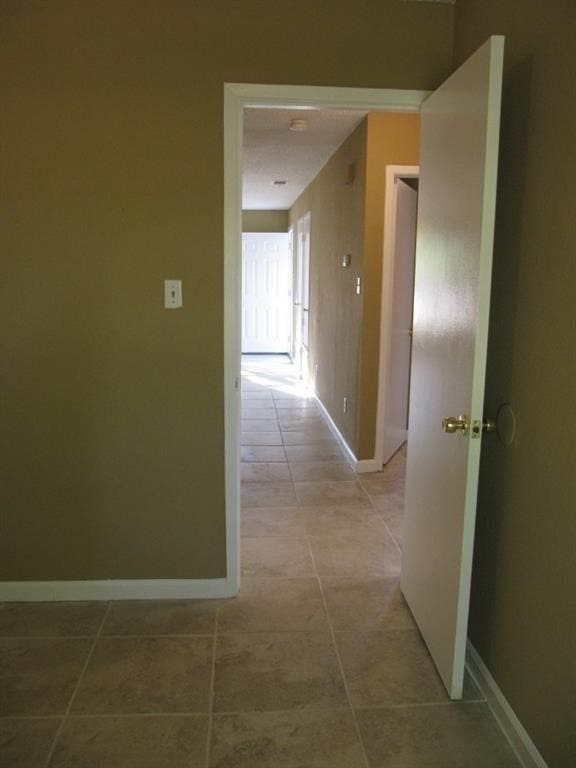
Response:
[223,84,429,593]
[374,165,420,470]
[292,220,302,365]
[288,225,295,360]
[296,211,311,380]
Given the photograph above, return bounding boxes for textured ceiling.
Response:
[243,108,367,210]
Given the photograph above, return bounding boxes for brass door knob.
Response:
[442,415,498,438]
[442,415,469,435]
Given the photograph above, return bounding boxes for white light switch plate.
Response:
[164,279,182,309]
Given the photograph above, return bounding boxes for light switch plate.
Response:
[164,280,182,309]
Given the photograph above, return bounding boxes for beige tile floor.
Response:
[0,355,521,767]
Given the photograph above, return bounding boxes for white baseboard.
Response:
[354,458,382,473]
[313,395,358,466]
[0,578,237,602]
[313,394,381,474]
[466,641,549,768]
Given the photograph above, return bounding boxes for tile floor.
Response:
[0,355,521,767]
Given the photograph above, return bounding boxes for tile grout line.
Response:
[369,498,403,557]
[1,631,217,641]
[353,699,487,711]
[0,634,105,641]
[274,395,302,504]
[203,607,219,768]
[358,470,405,557]
[304,537,372,768]
[43,601,112,768]
[1,712,211,722]
[1,698,487,725]
[321,409,404,557]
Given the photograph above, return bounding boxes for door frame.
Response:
[223,84,429,593]
[296,211,311,380]
[374,165,420,470]
[292,219,302,367]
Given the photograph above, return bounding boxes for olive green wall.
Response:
[242,210,289,233]
[454,3,576,766]
[0,1,453,580]
[358,113,420,460]
[290,114,420,459]
[290,122,367,452]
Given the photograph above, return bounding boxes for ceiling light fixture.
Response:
[288,118,308,132]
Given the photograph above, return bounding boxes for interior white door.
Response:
[382,179,418,464]
[299,212,311,380]
[242,232,291,353]
[401,36,504,699]
[292,225,302,365]
[288,226,296,359]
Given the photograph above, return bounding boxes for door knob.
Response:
[442,415,469,435]
[442,415,498,438]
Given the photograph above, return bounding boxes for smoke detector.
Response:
[288,118,308,132]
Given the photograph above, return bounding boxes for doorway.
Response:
[223,83,427,591]
[376,166,419,468]
[226,34,505,710]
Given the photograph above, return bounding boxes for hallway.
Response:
[237,354,519,767]
[0,356,520,767]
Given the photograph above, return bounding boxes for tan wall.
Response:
[454,3,576,766]
[290,122,367,452]
[0,0,453,580]
[290,114,420,458]
[358,113,420,459]
[242,210,289,233]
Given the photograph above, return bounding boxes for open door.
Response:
[381,175,418,465]
[293,212,311,379]
[401,36,504,699]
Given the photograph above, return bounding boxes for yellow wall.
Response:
[0,1,453,580]
[358,113,421,459]
[454,3,576,766]
[242,210,289,233]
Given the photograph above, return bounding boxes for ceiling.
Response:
[242,107,367,210]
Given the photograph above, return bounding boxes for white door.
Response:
[299,213,311,380]
[288,226,296,359]
[292,213,311,377]
[291,224,301,362]
[242,232,291,353]
[401,36,504,699]
[382,178,418,464]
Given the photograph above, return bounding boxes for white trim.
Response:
[313,394,379,473]
[313,394,358,467]
[228,83,430,112]
[0,579,236,602]
[224,83,429,584]
[223,85,242,597]
[354,458,382,474]
[466,641,549,768]
[374,165,420,470]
